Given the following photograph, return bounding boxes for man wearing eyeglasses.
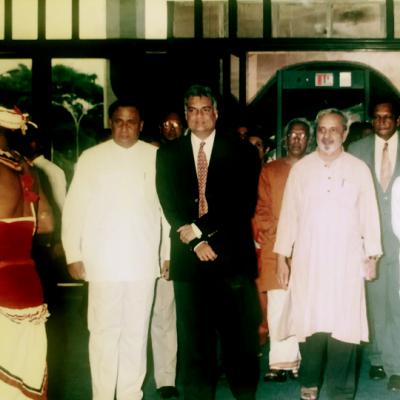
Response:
[149,110,185,399]
[156,84,261,400]
[253,118,310,384]
[160,111,185,143]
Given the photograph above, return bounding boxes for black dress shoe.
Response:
[157,386,179,399]
[263,369,287,382]
[369,365,386,380]
[388,375,400,391]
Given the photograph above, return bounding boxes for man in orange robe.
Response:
[254,118,310,382]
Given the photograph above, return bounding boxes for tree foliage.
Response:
[0,62,103,113]
[52,64,103,106]
[0,63,32,110]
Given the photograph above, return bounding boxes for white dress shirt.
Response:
[62,139,162,282]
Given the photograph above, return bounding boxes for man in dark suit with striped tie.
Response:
[156,84,261,400]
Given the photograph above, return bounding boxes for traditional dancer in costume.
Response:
[0,107,49,400]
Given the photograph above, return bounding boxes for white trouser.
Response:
[151,278,177,388]
[267,289,301,370]
[88,280,155,400]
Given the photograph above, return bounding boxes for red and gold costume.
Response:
[0,150,48,400]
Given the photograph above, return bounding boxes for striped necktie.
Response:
[197,141,208,217]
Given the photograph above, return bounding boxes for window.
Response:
[46,0,72,39]
[12,0,38,39]
[271,0,385,38]
[0,1,4,39]
[231,54,240,100]
[51,59,106,183]
[80,0,106,39]
[168,0,195,38]
[203,0,228,38]
[145,0,167,38]
[394,0,400,37]
[237,0,263,38]
[0,59,32,111]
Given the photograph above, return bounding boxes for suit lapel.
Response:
[180,134,198,194]
[365,134,376,173]
[207,133,226,191]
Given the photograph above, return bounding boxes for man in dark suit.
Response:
[156,84,261,400]
[348,99,400,392]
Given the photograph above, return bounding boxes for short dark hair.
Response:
[183,85,218,111]
[369,99,400,119]
[160,110,184,124]
[108,99,142,120]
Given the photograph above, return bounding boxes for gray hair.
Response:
[183,84,218,112]
[284,117,312,138]
[315,108,348,131]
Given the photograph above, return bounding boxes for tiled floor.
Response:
[46,285,400,399]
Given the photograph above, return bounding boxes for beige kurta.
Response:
[274,151,382,344]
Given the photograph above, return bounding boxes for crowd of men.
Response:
[2,84,400,400]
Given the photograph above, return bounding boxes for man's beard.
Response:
[317,140,342,156]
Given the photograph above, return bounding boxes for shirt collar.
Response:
[110,138,140,152]
[191,130,216,145]
[375,131,398,146]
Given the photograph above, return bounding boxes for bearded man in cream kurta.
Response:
[62,100,163,400]
[274,108,382,400]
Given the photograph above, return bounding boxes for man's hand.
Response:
[178,224,196,244]
[194,242,218,262]
[277,255,290,289]
[67,261,86,280]
[161,260,171,280]
[364,258,378,281]
[255,230,266,244]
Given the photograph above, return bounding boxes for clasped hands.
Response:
[177,224,217,262]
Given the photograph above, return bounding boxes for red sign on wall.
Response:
[315,73,334,87]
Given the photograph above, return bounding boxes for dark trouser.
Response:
[365,256,400,376]
[174,276,260,400]
[299,333,357,400]
[32,236,68,399]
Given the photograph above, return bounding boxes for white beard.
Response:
[317,140,342,156]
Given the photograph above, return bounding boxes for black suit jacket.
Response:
[156,132,260,281]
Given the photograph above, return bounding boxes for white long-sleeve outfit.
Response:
[274,151,382,345]
[62,139,162,400]
[151,214,177,389]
